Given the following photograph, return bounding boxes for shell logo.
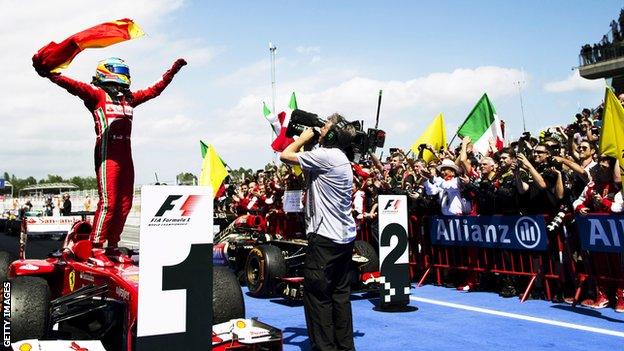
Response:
[19,343,32,351]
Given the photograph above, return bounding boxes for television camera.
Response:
[285,109,385,162]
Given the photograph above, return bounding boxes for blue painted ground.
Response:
[243,285,624,351]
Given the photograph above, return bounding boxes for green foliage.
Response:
[0,172,97,195]
[264,162,278,172]
[229,167,253,183]
[176,172,197,185]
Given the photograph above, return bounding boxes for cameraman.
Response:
[520,143,564,215]
[280,113,357,351]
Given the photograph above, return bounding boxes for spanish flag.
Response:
[32,18,144,74]
[600,88,624,184]
[199,143,229,198]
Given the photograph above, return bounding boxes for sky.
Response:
[0,0,619,184]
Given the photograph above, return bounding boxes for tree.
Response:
[44,174,64,183]
[25,176,37,185]
[264,162,278,172]
[176,172,197,185]
[229,167,253,183]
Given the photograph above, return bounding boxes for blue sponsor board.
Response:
[429,215,548,251]
[576,215,624,253]
[0,179,4,189]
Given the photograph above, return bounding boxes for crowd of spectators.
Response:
[580,8,624,65]
[1,193,91,218]
[215,96,623,312]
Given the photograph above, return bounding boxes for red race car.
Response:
[0,212,282,350]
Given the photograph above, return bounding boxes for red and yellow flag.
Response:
[32,18,144,73]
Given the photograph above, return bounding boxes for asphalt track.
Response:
[243,284,624,351]
[2,230,622,350]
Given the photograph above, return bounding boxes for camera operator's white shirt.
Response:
[297,147,356,244]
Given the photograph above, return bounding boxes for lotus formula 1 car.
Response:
[213,214,380,300]
[1,212,283,350]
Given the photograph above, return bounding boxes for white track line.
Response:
[409,296,624,338]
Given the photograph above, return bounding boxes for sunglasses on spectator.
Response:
[577,146,589,151]
[533,150,548,155]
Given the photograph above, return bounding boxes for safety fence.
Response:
[357,213,624,303]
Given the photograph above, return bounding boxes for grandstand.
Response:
[578,11,624,92]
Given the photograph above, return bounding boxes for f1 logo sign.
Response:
[155,195,205,217]
[383,199,401,211]
[138,186,213,350]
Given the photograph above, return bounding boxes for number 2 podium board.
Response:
[137,186,213,350]
[378,195,411,309]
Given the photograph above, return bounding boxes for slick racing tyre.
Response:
[11,276,51,341]
[245,245,286,297]
[354,240,379,273]
[213,266,245,324]
[0,251,15,282]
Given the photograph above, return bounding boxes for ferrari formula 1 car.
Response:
[1,212,283,350]
[213,214,380,300]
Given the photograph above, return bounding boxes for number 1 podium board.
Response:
[378,195,412,311]
[137,186,213,350]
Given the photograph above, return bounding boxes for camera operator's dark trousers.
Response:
[304,233,355,351]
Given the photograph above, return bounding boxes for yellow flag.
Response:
[292,165,303,176]
[600,88,624,184]
[410,113,447,163]
[199,144,228,198]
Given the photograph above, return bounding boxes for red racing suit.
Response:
[45,60,185,247]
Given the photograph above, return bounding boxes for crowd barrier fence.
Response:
[352,213,623,304]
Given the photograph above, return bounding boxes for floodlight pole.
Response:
[269,42,278,126]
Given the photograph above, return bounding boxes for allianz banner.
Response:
[576,215,624,253]
[429,215,548,251]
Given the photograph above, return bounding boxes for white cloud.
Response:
[296,66,525,121]
[311,55,321,64]
[296,46,321,55]
[543,70,604,93]
[217,58,286,86]
[204,65,525,169]
[0,0,219,182]
[1,2,527,185]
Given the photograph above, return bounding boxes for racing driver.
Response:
[34,57,186,248]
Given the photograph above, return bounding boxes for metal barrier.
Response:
[567,215,624,305]
[415,215,572,302]
[264,211,623,304]
[353,214,591,303]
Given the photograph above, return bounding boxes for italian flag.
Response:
[271,92,298,152]
[263,102,281,135]
[457,93,504,155]
[283,92,298,128]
